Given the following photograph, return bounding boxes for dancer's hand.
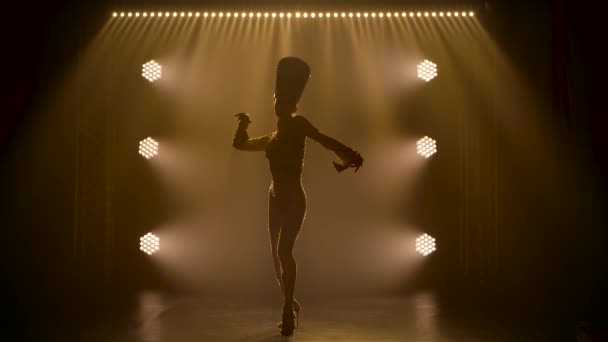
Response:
[332,151,364,173]
[234,112,251,125]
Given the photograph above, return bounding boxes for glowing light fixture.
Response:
[417,59,438,82]
[140,233,160,255]
[416,136,437,159]
[139,137,160,159]
[142,60,162,83]
[416,233,436,256]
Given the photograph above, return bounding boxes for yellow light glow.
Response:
[143,12,147,17]
[227,12,231,17]
[256,12,261,17]
[151,12,155,17]
[128,12,132,17]
[264,12,269,17]
[379,12,384,18]
[416,136,438,158]
[287,12,292,18]
[394,12,399,17]
[417,12,421,17]
[272,12,276,18]
[140,233,160,255]
[303,12,308,18]
[172,12,177,17]
[158,12,162,17]
[333,12,338,18]
[439,12,444,17]
[218,12,223,17]
[279,12,284,18]
[356,13,361,17]
[455,12,460,17]
[469,11,475,16]
[371,12,376,17]
[416,233,436,256]
[349,13,353,18]
[417,59,438,82]
[401,12,406,17]
[180,12,184,17]
[462,11,466,16]
[196,12,199,17]
[241,12,246,17]
[311,12,316,18]
[113,12,117,17]
[341,12,346,18]
[410,12,414,17]
[326,12,330,17]
[424,12,429,17]
[296,12,300,18]
[432,12,436,17]
[364,12,368,18]
[447,12,452,16]
[187,12,192,17]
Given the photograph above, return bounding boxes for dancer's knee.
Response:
[278,246,294,265]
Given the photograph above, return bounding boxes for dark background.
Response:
[1,0,607,341]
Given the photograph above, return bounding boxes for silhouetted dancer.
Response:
[232,57,363,336]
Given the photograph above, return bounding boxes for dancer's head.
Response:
[274,57,310,118]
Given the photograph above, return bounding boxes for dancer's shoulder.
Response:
[293,115,319,134]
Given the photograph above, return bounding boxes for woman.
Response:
[232,57,363,336]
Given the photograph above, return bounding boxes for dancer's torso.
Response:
[265,117,306,197]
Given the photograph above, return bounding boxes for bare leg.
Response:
[278,190,306,330]
[269,189,301,321]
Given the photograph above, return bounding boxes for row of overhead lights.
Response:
[113,11,475,19]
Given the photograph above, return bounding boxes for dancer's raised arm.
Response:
[294,115,363,172]
[232,113,272,151]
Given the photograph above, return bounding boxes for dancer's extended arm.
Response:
[232,113,272,151]
[295,115,363,172]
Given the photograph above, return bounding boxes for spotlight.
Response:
[341,12,346,18]
[196,12,200,17]
[296,12,300,18]
[364,13,368,18]
[165,12,170,17]
[416,233,436,256]
[113,12,117,17]
[140,233,160,255]
[356,13,360,17]
[158,12,162,17]
[143,12,147,17]
[265,12,269,18]
[326,12,330,17]
[172,12,177,17]
[386,12,391,17]
[469,11,475,16]
[256,12,261,18]
[432,12,436,17]
[455,12,460,17]
[211,12,216,17]
[417,12,421,17]
[241,12,246,17]
[287,12,292,18]
[462,11,466,16]
[417,59,438,82]
[188,12,192,17]
[180,12,184,17]
[319,13,324,18]
[333,12,338,18]
[142,60,162,83]
[447,12,452,17]
[371,12,376,18]
[227,12,231,17]
[379,12,384,18]
[416,136,437,159]
[128,12,132,17]
[349,12,353,18]
[439,12,444,17]
[311,12,316,18]
[424,12,429,17]
[401,12,406,17]
[409,12,414,17]
[279,12,284,18]
[139,137,160,159]
[394,12,399,17]
[303,12,308,18]
[218,12,223,17]
[272,12,277,18]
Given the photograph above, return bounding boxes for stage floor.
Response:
[100,292,573,342]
